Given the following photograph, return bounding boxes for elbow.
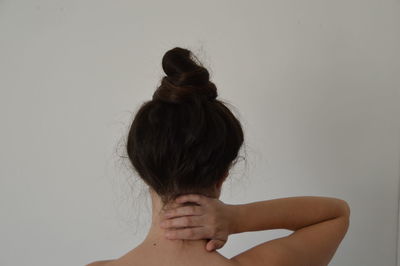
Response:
[341,200,351,218]
[339,200,351,232]
[334,198,351,218]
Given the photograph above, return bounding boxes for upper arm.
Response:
[230,209,350,266]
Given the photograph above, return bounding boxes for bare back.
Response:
[87,243,238,266]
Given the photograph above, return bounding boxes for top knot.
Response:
[152,47,218,104]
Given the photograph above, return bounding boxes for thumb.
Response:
[206,239,226,251]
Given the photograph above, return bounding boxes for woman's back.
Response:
[87,240,237,266]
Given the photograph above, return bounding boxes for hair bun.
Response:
[153,47,218,104]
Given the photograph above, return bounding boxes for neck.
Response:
[140,188,210,252]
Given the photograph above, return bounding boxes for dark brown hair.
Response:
[126,47,245,205]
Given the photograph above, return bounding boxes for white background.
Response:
[0,1,399,265]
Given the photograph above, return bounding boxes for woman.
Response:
[87,47,350,266]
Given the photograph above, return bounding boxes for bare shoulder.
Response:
[86,259,115,266]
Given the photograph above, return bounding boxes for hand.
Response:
[159,194,234,252]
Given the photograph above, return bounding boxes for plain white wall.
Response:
[0,1,399,265]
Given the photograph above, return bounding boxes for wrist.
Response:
[226,203,241,235]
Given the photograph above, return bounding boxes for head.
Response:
[126,47,244,208]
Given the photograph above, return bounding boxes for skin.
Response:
[87,172,234,266]
[87,173,350,266]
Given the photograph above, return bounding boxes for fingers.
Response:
[161,215,203,229]
[165,227,208,240]
[175,194,208,205]
[206,239,226,251]
[162,201,181,211]
[163,205,203,219]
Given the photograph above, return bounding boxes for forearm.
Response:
[229,196,350,234]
